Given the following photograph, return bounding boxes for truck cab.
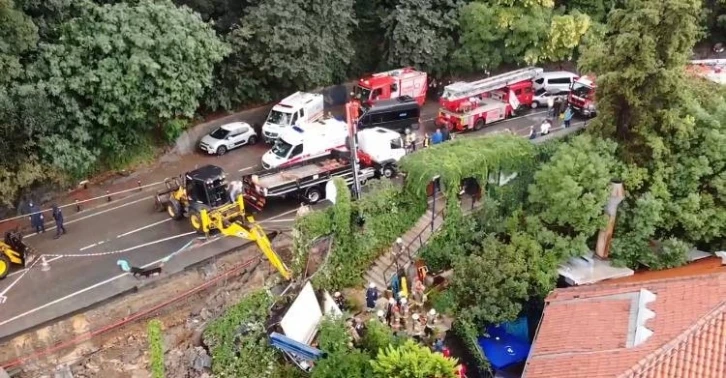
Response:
[568,76,597,117]
[355,127,407,178]
[353,68,428,106]
[261,118,348,170]
[262,92,325,144]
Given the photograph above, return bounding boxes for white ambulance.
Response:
[261,117,348,170]
[262,91,325,144]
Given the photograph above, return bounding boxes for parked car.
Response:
[199,122,258,156]
[533,71,579,93]
[531,89,570,108]
[357,96,421,133]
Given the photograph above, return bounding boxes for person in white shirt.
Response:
[540,119,551,136]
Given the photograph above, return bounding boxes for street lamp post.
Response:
[346,101,362,200]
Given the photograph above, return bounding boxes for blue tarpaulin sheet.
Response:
[478,322,531,371]
[270,332,324,361]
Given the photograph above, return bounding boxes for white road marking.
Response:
[260,218,295,223]
[0,207,299,323]
[116,218,172,239]
[79,240,104,251]
[238,166,255,172]
[6,256,63,278]
[24,196,153,239]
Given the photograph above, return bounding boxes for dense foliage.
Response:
[294,178,426,290]
[370,339,458,378]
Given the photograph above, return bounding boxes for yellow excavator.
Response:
[154,165,292,280]
[0,230,36,279]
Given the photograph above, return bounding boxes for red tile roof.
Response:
[523,271,726,378]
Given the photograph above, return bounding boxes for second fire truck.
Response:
[435,67,543,132]
[353,68,428,106]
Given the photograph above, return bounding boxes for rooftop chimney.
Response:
[595,180,625,259]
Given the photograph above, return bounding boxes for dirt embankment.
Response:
[0,238,292,378]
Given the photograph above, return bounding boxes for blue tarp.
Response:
[269,332,324,361]
[478,320,531,371]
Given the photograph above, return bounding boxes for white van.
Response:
[262,92,325,144]
[261,117,348,169]
[533,71,579,93]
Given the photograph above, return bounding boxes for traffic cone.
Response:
[41,256,50,272]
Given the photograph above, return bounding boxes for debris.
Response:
[188,347,212,372]
[53,364,74,378]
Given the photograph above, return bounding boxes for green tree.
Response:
[361,319,401,355]
[382,0,463,75]
[0,0,38,84]
[526,134,622,259]
[313,317,374,378]
[206,0,356,111]
[370,339,457,378]
[448,233,552,325]
[30,0,228,171]
[453,0,591,71]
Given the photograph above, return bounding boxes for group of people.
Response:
[529,96,575,139]
[403,126,454,152]
[27,202,67,239]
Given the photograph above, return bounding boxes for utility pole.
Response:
[345,100,362,200]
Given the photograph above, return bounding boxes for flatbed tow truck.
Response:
[243,127,407,207]
[154,165,292,280]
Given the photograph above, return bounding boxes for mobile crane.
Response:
[154,165,292,280]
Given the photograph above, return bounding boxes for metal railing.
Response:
[380,206,447,287]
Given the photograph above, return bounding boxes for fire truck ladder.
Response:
[443,67,544,100]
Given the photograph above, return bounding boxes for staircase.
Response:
[363,195,480,290]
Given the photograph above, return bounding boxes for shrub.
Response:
[147,319,164,378]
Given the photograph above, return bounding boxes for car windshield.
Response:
[354,85,372,101]
[571,82,592,97]
[209,128,229,139]
[267,110,293,126]
[271,140,293,158]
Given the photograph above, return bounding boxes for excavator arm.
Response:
[196,196,293,280]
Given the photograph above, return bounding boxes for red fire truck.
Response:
[687,59,726,84]
[435,67,543,132]
[353,68,428,106]
[568,75,597,118]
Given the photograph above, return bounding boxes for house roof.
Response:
[523,269,726,378]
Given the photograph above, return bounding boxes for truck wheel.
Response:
[305,187,323,204]
[189,210,204,234]
[216,146,227,156]
[382,165,396,179]
[474,119,485,131]
[531,101,539,109]
[167,198,184,220]
[0,255,10,279]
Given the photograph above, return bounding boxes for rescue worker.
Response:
[431,128,444,145]
[52,204,66,239]
[441,127,451,141]
[404,128,417,152]
[334,291,346,311]
[528,125,536,140]
[540,119,552,136]
[554,96,564,118]
[28,202,45,234]
[365,282,379,312]
[563,106,574,128]
[423,133,430,148]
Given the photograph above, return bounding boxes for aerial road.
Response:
[0,98,553,341]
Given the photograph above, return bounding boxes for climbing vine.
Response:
[147,319,165,378]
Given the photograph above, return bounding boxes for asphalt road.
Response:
[0,98,556,339]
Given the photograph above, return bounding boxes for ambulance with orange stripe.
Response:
[260,116,348,170]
